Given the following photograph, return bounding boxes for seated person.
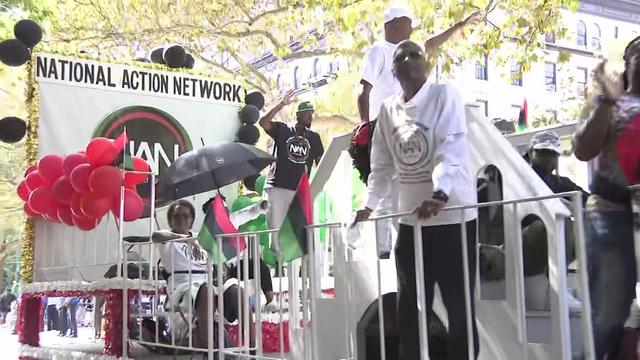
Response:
[136,199,248,348]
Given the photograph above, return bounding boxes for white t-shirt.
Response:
[365,82,477,226]
[157,231,209,292]
[361,41,402,121]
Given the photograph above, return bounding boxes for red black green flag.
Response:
[277,172,312,262]
[112,131,134,170]
[198,195,246,262]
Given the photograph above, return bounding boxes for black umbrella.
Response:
[158,142,274,199]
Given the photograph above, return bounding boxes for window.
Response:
[475,55,488,80]
[510,62,522,86]
[545,62,557,91]
[313,58,320,77]
[592,24,601,51]
[545,32,556,44]
[577,21,587,48]
[615,26,619,39]
[293,66,301,89]
[577,67,588,98]
[477,99,489,117]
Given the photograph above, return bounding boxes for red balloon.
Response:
[89,166,123,198]
[73,214,98,231]
[62,153,89,177]
[69,164,94,194]
[52,177,75,205]
[38,154,64,185]
[57,206,74,226]
[23,202,39,218]
[26,170,46,190]
[81,192,111,219]
[24,164,37,177]
[17,180,31,202]
[124,156,150,187]
[45,210,61,223]
[70,192,84,217]
[28,186,58,215]
[112,189,144,222]
[86,137,118,167]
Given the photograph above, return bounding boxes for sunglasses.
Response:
[394,51,424,64]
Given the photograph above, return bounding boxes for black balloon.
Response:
[237,124,260,145]
[244,91,265,111]
[0,117,27,143]
[163,45,187,68]
[150,47,165,64]
[0,39,30,66]
[14,19,43,48]
[185,53,195,69]
[243,174,259,192]
[239,105,260,125]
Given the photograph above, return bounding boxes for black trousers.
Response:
[227,258,273,296]
[68,303,78,337]
[46,304,58,331]
[396,221,479,360]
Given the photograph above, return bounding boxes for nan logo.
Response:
[393,124,431,168]
[286,136,311,164]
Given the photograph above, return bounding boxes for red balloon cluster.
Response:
[16,137,151,231]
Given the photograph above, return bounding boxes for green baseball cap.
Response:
[297,101,314,113]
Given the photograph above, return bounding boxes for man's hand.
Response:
[281,89,295,106]
[592,60,621,101]
[462,10,483,27]
[352,208,373,227]
[414,198,447,220]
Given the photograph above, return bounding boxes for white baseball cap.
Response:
[383,6,420,28]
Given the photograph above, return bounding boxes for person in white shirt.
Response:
[355,40,479,359]
[141,199,266,347]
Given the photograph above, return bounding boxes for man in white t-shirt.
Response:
[355,40,478,359]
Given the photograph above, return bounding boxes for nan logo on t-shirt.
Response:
[286,136,311,164]
[392,123,431,168]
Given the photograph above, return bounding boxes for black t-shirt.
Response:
[266,122,324,191]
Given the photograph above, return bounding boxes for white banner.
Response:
[34,53,245,281]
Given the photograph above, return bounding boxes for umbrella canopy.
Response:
[158,142,274,200]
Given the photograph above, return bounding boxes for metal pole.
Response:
[460,210,475,360]
[307,226,319,360]
[120,183,128,357]
[207,256,215,360]
[218,236,225,360]
[572,192,594,360]
[375,219,386,360]
[412,220,430,360]
[512,203,528,346]
[254,235,263,356]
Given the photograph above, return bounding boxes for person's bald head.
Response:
[392,40,428,87]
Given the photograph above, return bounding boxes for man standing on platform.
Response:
[355,40,479,359]
[258,90,324,252]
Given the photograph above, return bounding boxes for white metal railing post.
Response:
[217,235,225,360]
[512,202,528,348]
[307,226,320,360]
[375,219,386,360]
[253,235,263,356]
[120,182,128,357]
[460,210,475,360]
[572,192,595,360]
[412,219,430,360]
[207,255,215,360]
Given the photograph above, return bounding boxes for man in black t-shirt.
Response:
[258,90,324,248]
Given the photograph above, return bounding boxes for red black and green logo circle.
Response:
[93,106,193,216]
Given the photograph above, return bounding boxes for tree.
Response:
[44,0,579,104]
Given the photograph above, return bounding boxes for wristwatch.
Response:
[432,190,449,203]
